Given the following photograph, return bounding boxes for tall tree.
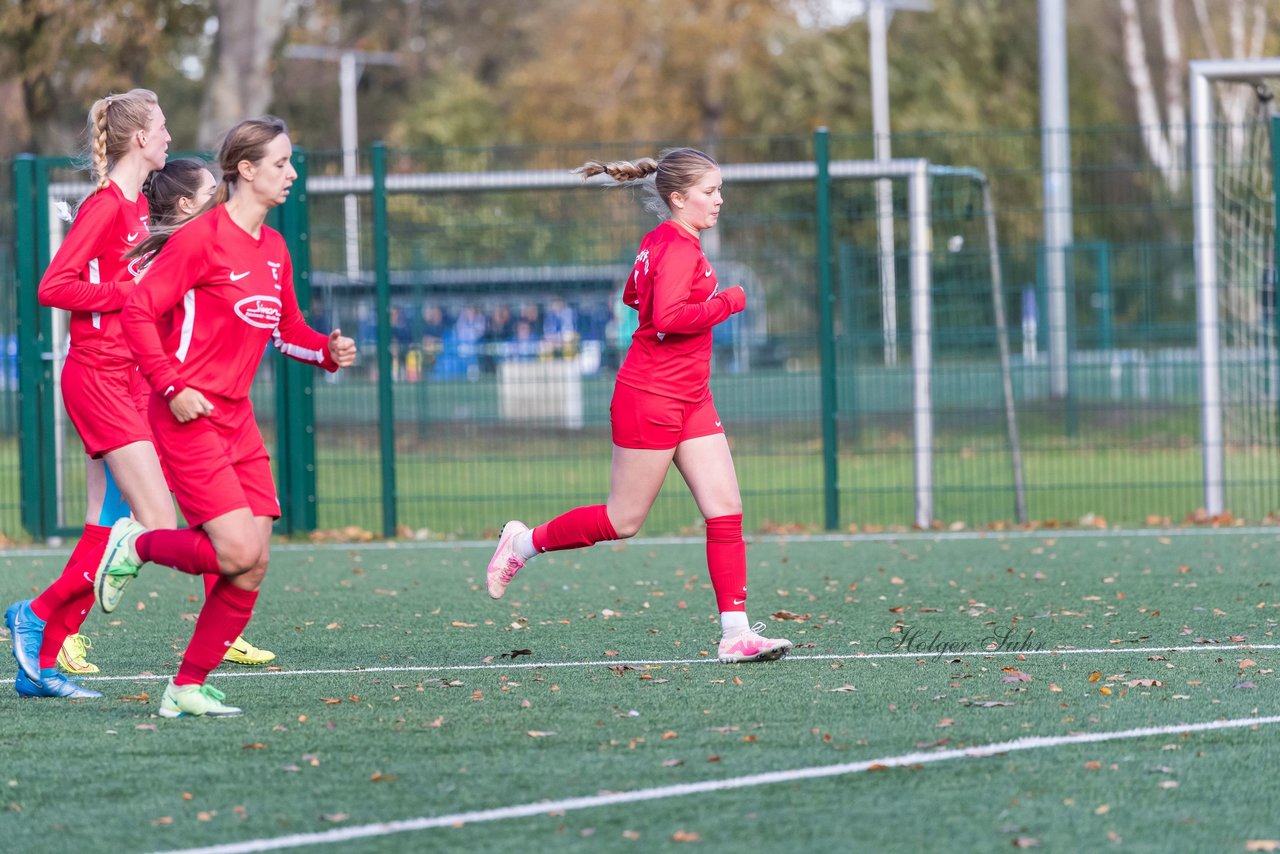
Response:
[0,0,205,156]
[198,0,295,148]
[1117,0,1276,193]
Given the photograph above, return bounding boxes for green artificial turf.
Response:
[0,530,1277,852]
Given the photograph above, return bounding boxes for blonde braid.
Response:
[572,158,659,183]
[88,99,112,190]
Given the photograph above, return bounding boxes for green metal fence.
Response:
[4,122,1277,541]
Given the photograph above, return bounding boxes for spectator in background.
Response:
[389,303,414,380]
[507,318,543,361]
[482,304,515,373]
[419,303,448,371]
[543,298,577,355]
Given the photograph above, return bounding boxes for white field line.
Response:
[5,524,1280,558]
[152,713,1280,854]
[15,642,1279,685]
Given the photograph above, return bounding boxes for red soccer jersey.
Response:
[614,220,745,402]
[122,205,337,402]
[38,181,150,370]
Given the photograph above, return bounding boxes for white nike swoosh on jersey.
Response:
[704,269,711,276]
[126,232,140,242]
[732,598,746,605]
[229,271,250,281]
[164,385,174,397]
[82,571,93,584]
[714,420,722,427]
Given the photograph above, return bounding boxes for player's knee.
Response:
[218,537,263,575]
[610,515,643,539]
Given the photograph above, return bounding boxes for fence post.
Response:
[371,142,398,538]
[814,128,839,531]
[13,155,51,539]
[273,146,318,534]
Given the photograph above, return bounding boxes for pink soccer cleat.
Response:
[717,622,793,663]
[487,520,529,599]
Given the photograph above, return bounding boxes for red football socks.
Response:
[137,528,222,576]
[705,514,747,613]
[33,524,110,668]
[175,578,257,686]
[531,504,619,553]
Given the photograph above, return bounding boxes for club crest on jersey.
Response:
[268,260,281,282]
[234,295,282,328]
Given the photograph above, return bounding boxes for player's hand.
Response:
[170,387,214,423]
[328,328,357,368]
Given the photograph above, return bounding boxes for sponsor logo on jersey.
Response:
[234,295,282,329]
[229,270,251,281]
[126,232,140,243]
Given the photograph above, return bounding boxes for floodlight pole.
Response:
[1039,0,1073,399]
[284,45,401,281]
[868,0,931,367]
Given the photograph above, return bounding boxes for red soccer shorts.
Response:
[610,382,725,450]
[147,392,280,527]
[61,357,153,458]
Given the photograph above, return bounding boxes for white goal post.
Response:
[1192,58,1280,516]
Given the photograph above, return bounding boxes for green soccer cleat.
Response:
[57,633,100,674]
[95,518,147,614]
[159,680,242,718]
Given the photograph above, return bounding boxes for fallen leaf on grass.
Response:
[117,692,151,703]
[501,649,533,659]
[450,621,476,628]
[1234,681,1257,690]
[671,831,701,843]
[1088,671,1102,682]
[135,724,157,731]
[369,772,397,782]
[151,817,174,826]
[526,730,555,738]
[322,813,350,823]
[662,759,684,767]
[1012,839,1040,849]
[771,610,811,622]
[1245,842,1280,852]
[241,743,267,750]
[1000,669,1032,683]
[829,684,858,692]
[321,698,343,705]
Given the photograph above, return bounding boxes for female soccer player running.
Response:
[4,89,174,699]
[56,159,276,674]
[99,117,357,717]
[487,148,792,663]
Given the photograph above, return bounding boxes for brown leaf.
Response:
[1088,671,1102,682]
[771,610,811,622]
[241,743,267,750]
[1000,670,1032,683]
[526,730,555,738]
[1012,839,1040,849]
[502,649,533,659]
[322,812,350,823]
[1123,679,1163,687]
[671,831,701,843]
[321,698,343,705]
[1246,842,1280,852]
